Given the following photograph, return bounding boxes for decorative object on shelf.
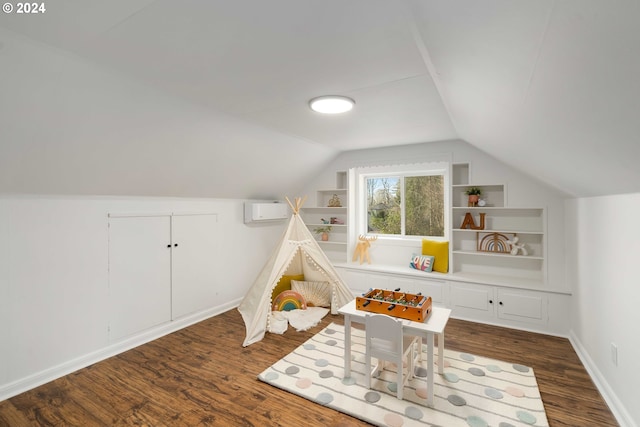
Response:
[313,226,332,241]
[410,254,434,272]
[330,217,344,224]
[320,218,330,224]
[477,198,487,207]
[460,212,486,230]
[328,194,342,207]
[465,187,482,207]
[477,232,512,253]
[352,234,377,264]
[507,236,528,256]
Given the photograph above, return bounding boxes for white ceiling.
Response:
[1,0,639,198]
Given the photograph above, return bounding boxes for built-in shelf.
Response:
[452,250,544,260]
[318,241,347,246]
[303,207,347,211]
[452,228,543,235]
[301,171,349,263]
[450,163,546,285]
[307,223,347,228]
[332,163,566,336]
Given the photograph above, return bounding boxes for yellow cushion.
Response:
[421,239,449,273]
[271,274,304,302]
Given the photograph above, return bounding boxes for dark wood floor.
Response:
[0,309,618,426]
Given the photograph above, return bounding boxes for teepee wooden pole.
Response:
[285,196,307,215]
[285,196,295,213]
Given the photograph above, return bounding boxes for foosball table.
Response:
[355,288,432,322]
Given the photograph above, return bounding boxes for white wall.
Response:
[568,193,640,427]
[0,27,336,200]
[305,140,640,425]
[0,194,285,400]
[302,140,570,292]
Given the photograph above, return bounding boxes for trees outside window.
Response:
[366,174,444,237]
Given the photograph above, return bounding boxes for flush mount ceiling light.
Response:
[309,95,355,114]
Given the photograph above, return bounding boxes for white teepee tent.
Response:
[238,197,354,347]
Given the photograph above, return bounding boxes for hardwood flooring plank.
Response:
[0,401,33,426]
[0,309,619,426]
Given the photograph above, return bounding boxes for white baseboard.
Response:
[0,298,241,402]
[569,330,637,427]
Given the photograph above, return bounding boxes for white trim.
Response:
[569,330,636,427]
[108,211,219,218]
[0,299,241,402]
[350,160,450,239]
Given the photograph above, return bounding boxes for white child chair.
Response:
[364,313,420,400]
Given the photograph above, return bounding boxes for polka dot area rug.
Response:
[258,323,549,427]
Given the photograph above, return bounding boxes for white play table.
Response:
[338,299,452,407]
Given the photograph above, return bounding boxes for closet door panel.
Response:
[108,216,171,341]
[171,214,219,319]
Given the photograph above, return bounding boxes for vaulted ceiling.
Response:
[1,0,639,199]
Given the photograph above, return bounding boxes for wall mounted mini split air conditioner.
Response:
[243,201,288,224]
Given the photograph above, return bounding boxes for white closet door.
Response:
[108,215,172,341]
[171,214,219,319]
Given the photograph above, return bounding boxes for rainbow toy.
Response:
[272,290,307,311]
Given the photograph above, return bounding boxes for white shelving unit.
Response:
[334,164,569,335]
[334,163,569,335]
[301,172,348,263]
[450,164,546,286]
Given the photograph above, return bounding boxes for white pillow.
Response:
[268,311,288,334]
[291,280,331,307]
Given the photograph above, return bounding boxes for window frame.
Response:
[352,161,450,243]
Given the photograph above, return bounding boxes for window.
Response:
[366,174,445,237]
[352,161,449,241]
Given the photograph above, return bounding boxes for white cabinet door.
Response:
[450,282,495,321]
[496,288,547,324]
[171,214,219,319]
[336,269,387,296]
[416,278,447,305]
[388,276,414,293]
[108,216,172,341]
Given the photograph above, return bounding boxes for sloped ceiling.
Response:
[1,0,639,199]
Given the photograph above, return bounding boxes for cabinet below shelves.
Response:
[450,282,549,326]
[335,265,570,335]
[337,267,448,305]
